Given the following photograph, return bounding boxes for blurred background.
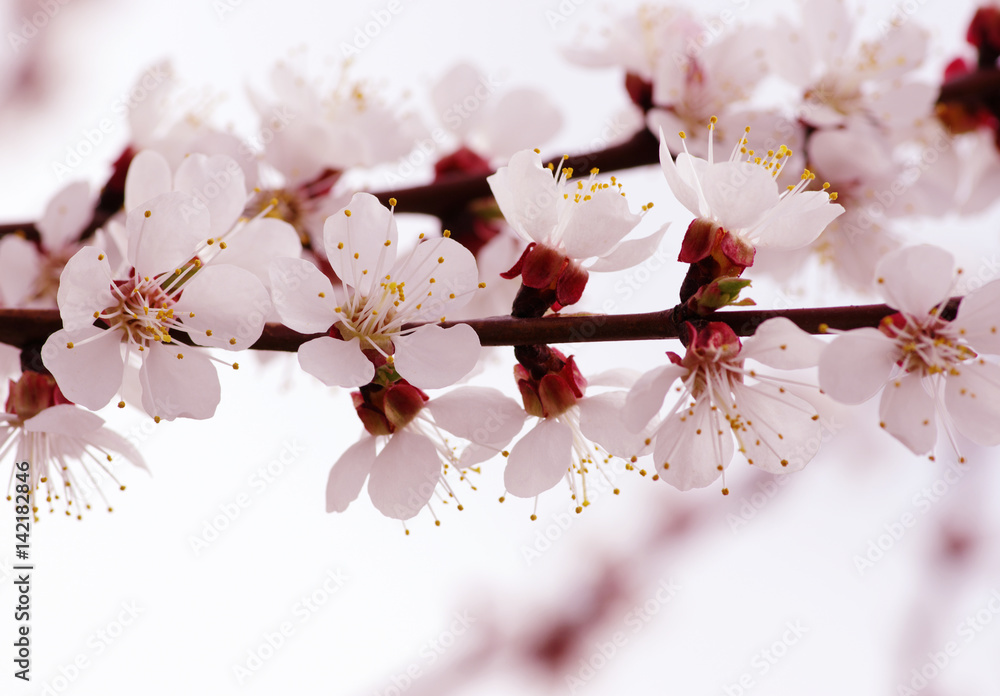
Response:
[2,0,1000,694]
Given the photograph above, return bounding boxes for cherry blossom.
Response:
[270,193,483,390]
[819,244,1000,456]
[625,319,826,492]
[0,181,92,308]
[660,122,845,274]
[327,378,525,521]
[40,153,275,420]
[503,350,652,511]
[487,149,667,309]
[1,371,146,519]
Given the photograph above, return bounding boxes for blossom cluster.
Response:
[1,1,1000,529]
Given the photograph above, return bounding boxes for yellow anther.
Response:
[144,210,151,218]
[344,209,352,217]
[388,197,397,207]
[442,229,451,238]
[229,338,237,345]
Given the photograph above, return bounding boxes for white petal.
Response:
[578,392,651,457]
[731,382,823,473]
[944,360,1000,447]
[324,192,397,294]
[0,236,42,307]
[751,192,844,249]
[220,217,301,287]
[560,188,642,260]
[874,245,954,317]
[126,192,210,279]
[24,404,103,436]
[487,150,559,245]
[56,246,116,331]
[367,430,440,520]
[269,257,338,334]
[298,336,373,388]
[701,162,779,230]
[951,278,1000,354]
[658,131,701,217]
[624,364,687,432]
[37,181,91,251]
[425,387,525,455]
[41,327,124,411]
[139,346,220,421]
[393,236,480,320]
[879,373,937,455]
[173,154,247,237]
[742,317,825,370]
[393,324,480,389]
[653,399,734,491]
[326,436,376,513]
[504,419,572,497]
[480,88,563,159]
[173,264,270,350]
[587,223,669,273]
[124,150,173,213]
[818,328,898,404]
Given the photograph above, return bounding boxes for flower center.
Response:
[883,313,976,376]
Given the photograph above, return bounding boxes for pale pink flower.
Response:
[270,193,482,390]
[819,245,1000,456]
[625,319,826,491]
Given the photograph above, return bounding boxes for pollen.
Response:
[388,197,397,207]
[144,210,151,218]
[344,209,352,217]
[229,338,237,345]
[98,253,105,260]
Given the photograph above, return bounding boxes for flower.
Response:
[1,371,146,519]
[502,349,651,510]
[41,152,274,420]
[625,319,826,492]
[487,149,667,309]
[326,379,525,522]
[270,192,483,390]
[0,181,92,308]
[819,245,1000,457]
[660,121,845,273]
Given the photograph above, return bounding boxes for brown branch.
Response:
[0,301,952,352]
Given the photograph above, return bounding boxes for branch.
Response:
[0,301,954,352]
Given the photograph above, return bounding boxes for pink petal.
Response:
[560,188,641,260]
[367,430,440,520]
[944,360,1000,447]
[481,88,563,160]
[24,404,103,436]
[654,399,734,491]
[818,328,898,404]
[269,257,338,334]
[504,418,572,497]
[173,264,270,350]
[124,150,173,213]
[879,373,937,455]
[624,364,687,432]
[578,392,652,458]
[298,336,374,388]
[701,162,779,230]
[323,192,397,294]
[487,150,559,245]
[0,236,42,307]
[173,154,247,237]
[951,278,1000,354]
[219,217,301,287]
[126,192,210,279]
[139,345,220,421]
[393,324,480,389]
[41,327,125,411]
[425,386,526,459]
[37,181,91,251]
[56,246,116,331]
[658,131,701,217]
[326,436,376,513]
[874,245,954,317]
[741,317,825,370]
[731,382,823,473]
[393,236,480,320]
[587,223,669,273]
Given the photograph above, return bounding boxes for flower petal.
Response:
[173,154,247,238]
[41,327,125,411]
[425,386,526,461]
[126,191,210,279]
[579,392,651,458]
[24,404,103,436]
[818,328,898,404]
[324,192,397,294]
[38,181,91,251]
[56,247,116,331]
[326,436,376,513]
[124,150,173,213]
[367,430,440,520]
[951,278,1000,354]
[393,236,480,320]
[0,236,42,307]
[297,336,374,388]
[944,360,1000,447]
[874,245,954,317]
[173,264,270,350]
[393,324,481,389]
[731,382,823,473]
[139,346,220,421]
[879,373,937,455]
[269,257,338,334]
[487,149,559,245]
[587,223,669,273]
[624,364,687,432]
[659,131,701,217]
[701,161,779,230]
[504,418,572,497]
[654,398,734,491]
[741,317,825,370]
[219,217,301,288]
